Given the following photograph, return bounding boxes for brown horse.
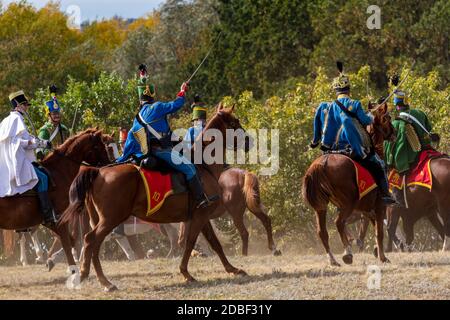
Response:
[302,102,394,266]
[0,129,110,271]
[178,168,280,256]
[59,105,250,291]
[386,156,450,252]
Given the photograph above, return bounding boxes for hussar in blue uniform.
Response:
[310,62,396,205]
[117,64,217,209]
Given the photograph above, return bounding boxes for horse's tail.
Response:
[2,230,17,258]
[58,168,99,230]
[243,171,264,214]
[302,159,334,210]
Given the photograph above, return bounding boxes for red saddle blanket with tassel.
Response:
[134,166,174,216]
[351,161,377,200]
[389,149,445,191]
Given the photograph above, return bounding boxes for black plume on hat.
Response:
[194,94,201,103]
[49,85,58,94]
[391,74,400,86]
[378,96,388,105]
[138,64,147,73]
[336,61,344,73]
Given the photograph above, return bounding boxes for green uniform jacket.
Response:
[37,122,70,159]
[385,109,432,173]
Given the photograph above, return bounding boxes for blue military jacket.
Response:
[312,94,374,158]
[117,96,185,162]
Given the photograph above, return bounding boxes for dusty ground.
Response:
[1,252,450,300]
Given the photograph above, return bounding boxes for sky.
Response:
[1,0,165,21]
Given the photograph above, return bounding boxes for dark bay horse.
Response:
[178,167,280,256]
[0,129,110,271]
[302,102,394,266]
[59,105,250,291]
[386,156,450,252]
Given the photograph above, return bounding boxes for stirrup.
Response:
[196,194,219,209]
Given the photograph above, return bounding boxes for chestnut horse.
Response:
[385,156,450,252]
[59,105,250,291]
[0,129,110,272]
[302,102,394,266]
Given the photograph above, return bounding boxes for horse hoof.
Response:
[381,258,391,264]
[234,269,248,277]
[46,260,55,272]
[329,261,341,267]
[342,254,353,265]
[104,285,118,292]
[273,249,282,256]
[184,276,197,283]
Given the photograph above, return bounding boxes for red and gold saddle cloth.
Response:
[352,160,377,200]
[388,149,445,191]
[134,166,174,216]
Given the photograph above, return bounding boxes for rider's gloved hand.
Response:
[177,82,189,97]
[31,138,51,149]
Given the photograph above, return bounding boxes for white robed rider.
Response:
[0,91,56,227]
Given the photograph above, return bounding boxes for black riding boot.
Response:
[37,192,57,227]
[376,173,398,206]
[188,176,219,209]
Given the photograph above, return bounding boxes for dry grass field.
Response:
[1,252,450,300]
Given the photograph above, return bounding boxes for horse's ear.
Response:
[230,104,236,113]
[217,103,224,112]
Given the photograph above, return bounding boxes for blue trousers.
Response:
[153,149,196,181]
[33,166,48,192]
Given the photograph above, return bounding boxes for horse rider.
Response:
[36,85,70,160]
[384,79,440,203]
[310,61,396,205]
[116,64,218,209]
[0,91,56,226]
[184,94,207,149]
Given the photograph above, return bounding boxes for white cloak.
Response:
[0,111,38,197]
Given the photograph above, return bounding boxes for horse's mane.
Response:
[42,128,100,163]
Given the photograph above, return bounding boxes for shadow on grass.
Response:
[151,268,358,291]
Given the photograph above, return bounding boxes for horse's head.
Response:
[56,128,111,166]
[368,101,395,142]
[202,103,253,152]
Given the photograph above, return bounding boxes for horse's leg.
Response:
[162,224,180,258]
[30,228,45,264]
[90,223,119,291]
[427,212,445,242]
[230,210,249,256]
[115,236,136,261]
[439,203,450,252]
[386,206,402,252]
[46,237,62,271]
[201,220,247,276]
[403,216,415,252]
[356,217,369,252]
[374,203,389,263]
[179,217,209,282]
[316,210,339,266]
[80,227,96,282]
[248,204,280,256]
[335,209,354,265]
[19,233,28,266]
